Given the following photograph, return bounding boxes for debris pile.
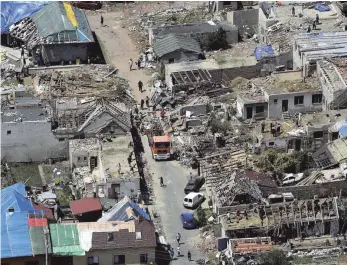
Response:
[34,64,135,105]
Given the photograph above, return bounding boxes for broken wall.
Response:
[222,63,262,86]
[1,121,68,162]
[227,9,259,36]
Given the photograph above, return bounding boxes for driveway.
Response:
[142,136,205,265]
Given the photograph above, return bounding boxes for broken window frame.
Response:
[312,94,322,104]
[294,96,304,105]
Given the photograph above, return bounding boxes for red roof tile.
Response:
[70,197,102,215]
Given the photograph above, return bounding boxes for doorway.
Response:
[282,100,288,112]
[246,107,253,119]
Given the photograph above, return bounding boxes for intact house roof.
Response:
[70,197,102,215]
[91,220,156,250]
[153,34,202,58]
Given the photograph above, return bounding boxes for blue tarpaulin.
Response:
[1,1,48,34]
[254,45,275,61]
[314,3,331,12]
[1,183,44,258]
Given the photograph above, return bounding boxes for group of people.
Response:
[291,6,320,33]
[129,58,143,71]
[168,233,192,261]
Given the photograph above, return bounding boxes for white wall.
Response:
[1,121,68,162]
[267,91,323,119]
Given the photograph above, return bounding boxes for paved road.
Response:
[142,136,205,265]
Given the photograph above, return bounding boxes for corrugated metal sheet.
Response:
[153,34,202,58]
[1,183,47,258]
[1,212,32,258]
[50,223,85,256]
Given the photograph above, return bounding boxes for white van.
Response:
[183,192,204,209]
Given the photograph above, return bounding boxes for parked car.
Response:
[184,177,205,194]
[183,192,205,209]
[282,173,304,186]
[180,213,197,229]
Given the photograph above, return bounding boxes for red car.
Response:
[71,1,102,10]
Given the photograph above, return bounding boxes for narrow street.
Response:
[142,136,204,265]
[88,10,206,264]
[87,12,151,102]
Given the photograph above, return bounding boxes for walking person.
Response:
[307,24,311,33]
[100,15,104,27]
[145,96,150,108]
[313,20,317,30]
[316,13,319,24]
[177,246,181,257]
[129,59,133,71]
[292,6,295,17]
[176,233,181,244]
[134,105,139,115]
[138,80,143,93]
[140,99,144,110]
[137,58,141,70]
[187,250,192,261]
[159,176,164,187]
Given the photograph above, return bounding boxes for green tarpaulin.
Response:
[49,224,85,256]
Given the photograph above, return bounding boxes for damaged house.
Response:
[317,58,347,111]
[69,135,140,201]
[53,97,131,139]
[32,65,133,139]
[1,88,67,162]
[153,34,203,64]
[236,71,323,120]
[9,1,94,65]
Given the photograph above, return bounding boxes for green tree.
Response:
[195,206,207,226]
[259,250,291,265]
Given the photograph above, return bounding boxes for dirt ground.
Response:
[86,2,208,104]
[87,11,152,104]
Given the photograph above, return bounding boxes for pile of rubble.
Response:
[194,234,218,254]
[34,64,134,105]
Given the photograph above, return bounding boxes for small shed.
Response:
[153,34,202,64]
[70,197,102,222]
